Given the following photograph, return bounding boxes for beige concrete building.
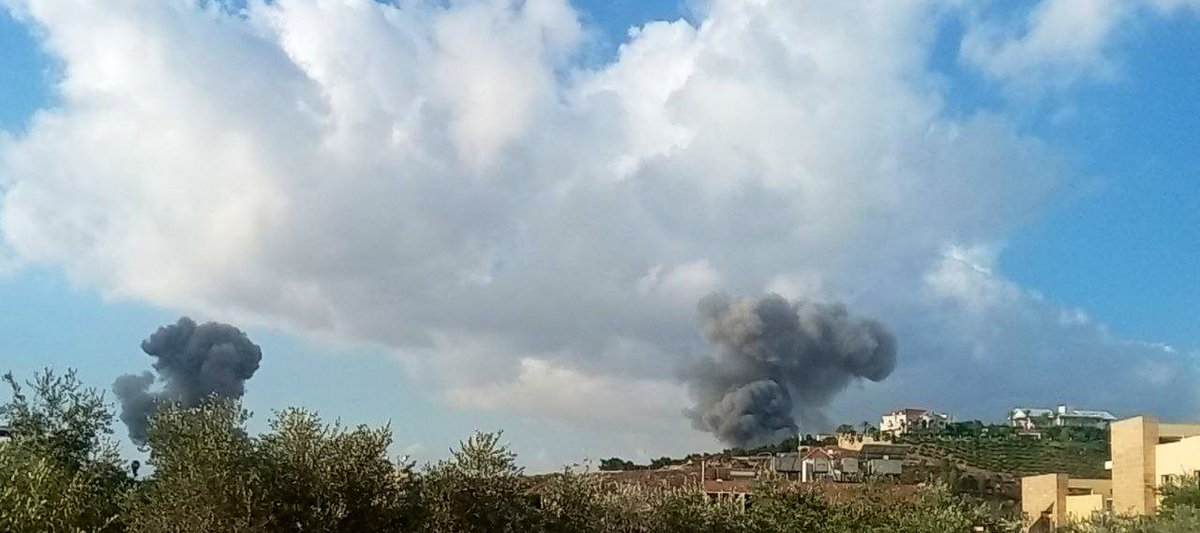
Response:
[1021,415,1200,530]
[1021,474,1112,531]
[1110,416,1200,516]
[880,408,951,436]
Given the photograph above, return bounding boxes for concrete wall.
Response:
[1155,435,1200,486]
[1159,424,1200,439]
[1065,494,1106,521]
[1111,417,1158,516]
[1022,473,1068,530]
[837,434,890,451]
[1068,478,1113,499]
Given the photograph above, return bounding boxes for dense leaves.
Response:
[0,369,128,533]
[2,368,1198,533]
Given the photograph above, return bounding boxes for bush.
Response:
[0,369,128,533]
[0,367,1153,533]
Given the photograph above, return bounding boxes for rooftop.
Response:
[1011,406,1116,420]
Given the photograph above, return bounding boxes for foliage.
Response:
[1158,473,1200,513]
[1061,506,1200,533]
[414,431,537,533]
[902,432,1110,479]
[0,369,128,533]
[123,399,264,533]
[599,457,639,471]
[256,408,412,532]
[125,401,414,533]
[4,367,1198,533]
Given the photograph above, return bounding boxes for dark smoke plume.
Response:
[683,293,897,447]
[113,317,263,444]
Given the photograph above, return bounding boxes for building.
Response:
[1010,405,1117,431]
[857,443,909,477]
[1021,474,1112,531]
[770,452,803,480]
[799,447,858,483]
[1020,415,1200,529]
[1110,416,1200,516]
[880,408,952,436]
[0,425,10,442]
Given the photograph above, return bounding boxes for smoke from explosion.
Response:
[684,293,897,447]
[113,317,263,444]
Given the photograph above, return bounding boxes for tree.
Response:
[256,408,412,532]
[1160,473,1200,513]
[836,424,856,435]
[598,457,637,471]
[0,368,129,533]
[415,431,537,533]
[860,421,876,435]
[124,399,265,533]
[649,456,674,469]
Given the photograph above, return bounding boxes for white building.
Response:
[1010,405,1117,431]
[880,408,952,436]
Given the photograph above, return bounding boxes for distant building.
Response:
[0,425,10,442]
[880,408,951,436]
[770,452,803,480]
[799,447,858,483]
[1010,405,1116,431]
[857,443,909,478]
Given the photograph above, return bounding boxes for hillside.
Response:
[901,435,1110,479]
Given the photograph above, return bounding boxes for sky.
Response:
[0,0,1197,471]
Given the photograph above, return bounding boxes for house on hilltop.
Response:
[880,408,952,436]
[1010,405,1117,431]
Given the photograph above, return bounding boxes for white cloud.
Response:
[0,0,1195,452]
[962,0,1200,90]
[447,357,688,429]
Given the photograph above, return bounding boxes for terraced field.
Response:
[902,436,1110,479]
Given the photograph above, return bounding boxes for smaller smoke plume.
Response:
[684,293,897,447]
[114,317,263,444]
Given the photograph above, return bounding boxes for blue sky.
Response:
[0,0,1197,469]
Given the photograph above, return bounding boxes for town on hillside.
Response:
[587,405,1198,531]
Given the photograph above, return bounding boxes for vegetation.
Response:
[901,431,1111,479]
[2,368,1198,533]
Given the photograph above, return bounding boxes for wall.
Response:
[1111,416,1158,516]
[837,434,889,451]
[1021,473,1068,530]
[1065,494,1105,521]
[1155,435,1200,486]
[1068,478,1112,499]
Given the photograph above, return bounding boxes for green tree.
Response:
[598,457,636,471]
[415,431,537,533]
[257,408,412,532]
[124,399,265,533]
[1159,473,1200,513]
[0,369,128,533]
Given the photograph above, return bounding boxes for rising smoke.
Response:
[113,317,263,444]
[683,293,897,447]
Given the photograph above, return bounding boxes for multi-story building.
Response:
[1020,415,1200,530]
[1010,405,1117,431]
[880,408,951,436]
[1110,416,1200,516]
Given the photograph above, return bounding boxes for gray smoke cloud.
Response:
[113,317,263,444]
[684,293,898,447]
